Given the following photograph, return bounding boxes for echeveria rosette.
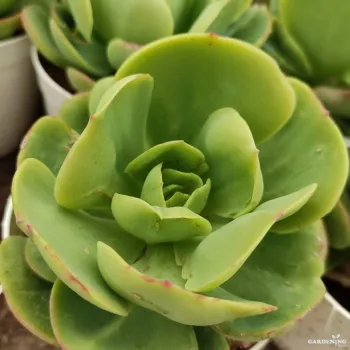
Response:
[263,0,350,134]
[0,34,348,349]
[21,0,272,93]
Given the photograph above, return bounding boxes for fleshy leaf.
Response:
[0,237,57,345]
[140,163,166,207]
[21,5,67,67]
[195,327,229,350]
[111,194,211,244]
[229,5,272,47]
[89,76,115,114]
[66,67,96,93]
[97,243,275,326]
[194,107,263,218]
[162,169,203,192]
[0,13,20,40]
[58,92,90,134]
[314,86,350,119]
[107,38,140,70]
[184,185,316,292]
[185,179,211,214]
[278,0,350,81]
[189,0,251,35]
[166,192,190,207]
[49,13,112,77]
[17,117,78,176]
[259,79,349,232]
[55,75,153,209]
[12,159,146,315]
[324,195,350,250]
[25,239,56,283]
[125,141,208,181]
[65,0,93,42]
[90,0,174,44]
[215,221,326,340]
[116,33,296,144]
[51,280,199,350]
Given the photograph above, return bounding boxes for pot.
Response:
[0,197,270,350]
[0,35,39,157]
[30,47,72,117]
[273,293,350,349]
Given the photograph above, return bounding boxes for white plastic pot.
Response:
[0,197,270,350]
[30,47,72,117]
[274,294,350,349]
[0,35,39,157]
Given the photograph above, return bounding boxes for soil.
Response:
[39,55,75,94]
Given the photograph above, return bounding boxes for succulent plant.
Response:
[22,0,272,92]
[0,33,348,349]
[0,0,53,40]
[263,0,350,136]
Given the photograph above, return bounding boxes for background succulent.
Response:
[263,0,350,136]
[262,0,350,290]
[0,0,54,40]
[22,0,273,92]
[0,34,348,349]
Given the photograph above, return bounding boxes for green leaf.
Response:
[184,185,316,292]
[0,237,57,345]
[185,179,211,214]
[314,86,350,119]
[107,38,140,70]
[126,140,208,181]
[0,0,16,17]
[189,0,251,35]
[195,327,229,350]
[66,67,96,93]
[229,5,272,47]
[21,5,67,67]
[273,20,312,78]
[55,75,153,209]
[162,169,203,192]
[215,221,326,340]
[58,92,90,134]
[111,194,211,244]
[116,33,296,144]
[263,37,302,77]
[259,79,349,232]
[65,0,93,42]
[278,0,350,81]
[89,76,116,114]
[324,195,350,250]
[140,163,166,207]
[51,280,199,350]
[166,192,190,207]
[0,13,20,40]
[97,243,274,325]
[17,117,78,176]
[90,0,174,44]
[49,12,112,77]
[12,159,146,316]
[194,107,263,218]
[25,239,56,283]
[174,239,201,270]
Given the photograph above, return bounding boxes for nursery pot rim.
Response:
[0,198,271,349]
[30,46,72,101]
[0,33,27,48]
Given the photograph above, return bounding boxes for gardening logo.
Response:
[308,334,348,347]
